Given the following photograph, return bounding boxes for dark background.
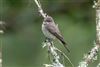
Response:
[0,0,99,67]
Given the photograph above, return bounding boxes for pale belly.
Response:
[42,24,55,39]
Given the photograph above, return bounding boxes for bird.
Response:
[42,15,70,52]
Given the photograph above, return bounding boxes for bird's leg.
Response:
[47,38,53,46]
[44,37,48,43]
[45,37,53,45]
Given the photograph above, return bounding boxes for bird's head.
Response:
[44,15,54,23]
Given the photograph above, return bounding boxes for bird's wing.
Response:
[45,23,70,52]
[45,23,63,41]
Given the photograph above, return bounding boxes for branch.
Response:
[43,41,64,67]
[34,0,46,18]
[78,0,100,67]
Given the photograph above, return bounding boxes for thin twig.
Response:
[96,63,100,67]
[55,48,74,67]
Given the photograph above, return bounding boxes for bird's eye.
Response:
[46,19,51,22]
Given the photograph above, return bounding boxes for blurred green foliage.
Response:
[0,0,99,67]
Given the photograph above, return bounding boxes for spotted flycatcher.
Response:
[42,15,70,52]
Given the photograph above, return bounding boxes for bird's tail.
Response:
[60,39,70,52]
[52,33,70,52]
